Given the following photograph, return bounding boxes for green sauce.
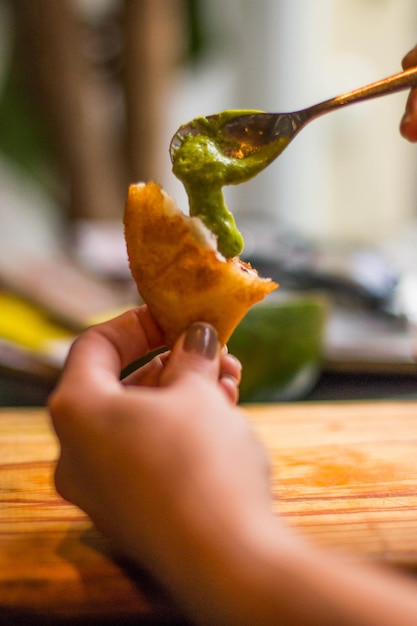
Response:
[171,110,289,258]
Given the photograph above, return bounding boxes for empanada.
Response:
[124,181,277,346]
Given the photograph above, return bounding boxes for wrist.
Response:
[163,510,296,626]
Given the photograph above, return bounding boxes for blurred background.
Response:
[2,0,417,405]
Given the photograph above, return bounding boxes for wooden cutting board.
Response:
[2,401,417,623]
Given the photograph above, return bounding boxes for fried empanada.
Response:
[124,181,277,346]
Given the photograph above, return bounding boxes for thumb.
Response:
[160,322,221,387]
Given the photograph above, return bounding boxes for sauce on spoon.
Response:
[171,110,290,258]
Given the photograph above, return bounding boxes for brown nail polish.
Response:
[183,322,219,359]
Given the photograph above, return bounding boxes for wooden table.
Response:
[2,401,417,623]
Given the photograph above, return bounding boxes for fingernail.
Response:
[183,322,219,359]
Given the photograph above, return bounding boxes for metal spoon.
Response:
[170,66,417,166]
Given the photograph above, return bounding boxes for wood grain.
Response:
[2,401,417,621]
[0,409,182,623]
[245,401,417,566]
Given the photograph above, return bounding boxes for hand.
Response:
[49,306,417,626]
[400,44,417,141]
[48,306,273,621]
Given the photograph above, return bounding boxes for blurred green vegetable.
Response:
[228,295,327,402]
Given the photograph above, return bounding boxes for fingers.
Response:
[121,350,170,387]
[49,306,164,413]
[219,353,242,404]
[160,322,221,389]
[50,307,242,431]
[400,45,417,142]
[122,328,242,403]
[402,44,417,70]
[220,352,242,382]
[400,91,417,141]
[158,322,242,404]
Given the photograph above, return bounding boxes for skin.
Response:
[48,50,417,626]
[400,44,417,141]
[50,307,417,626]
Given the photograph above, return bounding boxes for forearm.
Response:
[161,513,417,626]
[258,532,417,626]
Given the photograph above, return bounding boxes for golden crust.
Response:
[124,181,278,346]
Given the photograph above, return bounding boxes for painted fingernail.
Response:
[183,322,219,359]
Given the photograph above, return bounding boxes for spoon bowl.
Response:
[170,65,417,171]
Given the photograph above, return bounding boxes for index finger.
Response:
[400,46,417,142]
[402,44,417,70]
[53,306,165,398]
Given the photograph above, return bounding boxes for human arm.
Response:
[49,306,417,626]
[400,44,417,140]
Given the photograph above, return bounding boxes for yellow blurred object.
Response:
[0,292,74,365]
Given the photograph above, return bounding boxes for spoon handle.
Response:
[305,66,417,120]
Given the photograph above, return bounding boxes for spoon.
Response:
[169,65,417,259]
[170,65,417,167]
